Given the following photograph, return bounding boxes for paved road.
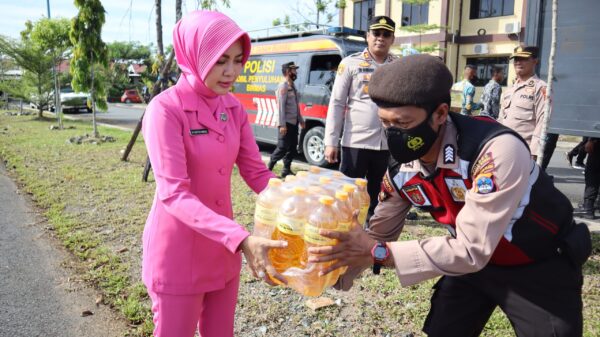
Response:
[0,164,128,337]
[58,103,145,130]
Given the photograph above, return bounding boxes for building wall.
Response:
[343,0,525,87]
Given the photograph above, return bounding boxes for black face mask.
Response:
[290,73,297,81]
[385,116,439,164]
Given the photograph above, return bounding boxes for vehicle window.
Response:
[60,87,74,94]
[308,54,342,91]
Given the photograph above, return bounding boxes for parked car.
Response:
[58,87,91,113]
[121,89,143,103]
[29,87,90,113]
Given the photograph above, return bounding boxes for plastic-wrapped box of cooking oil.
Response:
[252,166,369,296]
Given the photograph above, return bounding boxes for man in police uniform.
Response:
[268,61,305,177]
[499,46,547,160]
[324,15,397,220]
[309,55,589,337]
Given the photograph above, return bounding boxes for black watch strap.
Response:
[372,263,382,275]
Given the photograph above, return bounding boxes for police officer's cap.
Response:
[369,16,395,32]
[282,61,300,72]
[510,46,539,59]
[369,54,453,108]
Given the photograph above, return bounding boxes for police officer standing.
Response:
[309,55,590,337]
[574,138,600,219]
[268,61,305,177]
[324,16,397,220]
[499,46,547,160]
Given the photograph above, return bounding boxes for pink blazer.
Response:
[142,79,274,295]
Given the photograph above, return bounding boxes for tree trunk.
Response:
[91,53,98,138]
[37,75,43,119]
[155,0,164,57]
[176,0,182,22]
[536,0,558,166]
[53,55,63,129]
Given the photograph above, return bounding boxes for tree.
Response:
[398,0,444,54]
[24,17,72,128]
[70,0,109,138]
[107,41,152,61]
[272,0,346,32]
[0,35,54,118]
[537,0,558,166]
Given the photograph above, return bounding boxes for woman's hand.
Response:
[240,235,288,286]
[307,225,375,276]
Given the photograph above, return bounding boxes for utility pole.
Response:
[47,0,63,129]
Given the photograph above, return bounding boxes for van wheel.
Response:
[302,126,327,167]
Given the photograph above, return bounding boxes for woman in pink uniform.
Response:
[141,11,287,337]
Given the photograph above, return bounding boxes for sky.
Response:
[0,0,340,48]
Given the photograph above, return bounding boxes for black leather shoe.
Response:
[267,161,275,171]
[281,169,294,178]
[573,207,596,219]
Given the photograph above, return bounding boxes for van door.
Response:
[299,53,342,166]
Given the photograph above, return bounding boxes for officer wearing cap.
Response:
[499,46,547,159]
[309,55,589,337]
[268,61,305,177]
[324,15,397,221]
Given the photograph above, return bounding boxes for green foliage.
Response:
[272,0,344,31]
[107,41,151,61]
[24,18,72,57]
[399,23,443,34]
[0,35,55,117]
[70,0,109,114]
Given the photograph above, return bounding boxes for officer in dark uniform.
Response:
[268,61,305,177]
[574,138,600,219]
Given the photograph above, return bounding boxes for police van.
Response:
[232,27,366,166]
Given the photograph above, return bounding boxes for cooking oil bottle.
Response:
[354,178,370,226]
[253,178,283,238]
[269,186,308,280]
[301,195,338,296]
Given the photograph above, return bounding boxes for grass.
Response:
[0,112,599,337]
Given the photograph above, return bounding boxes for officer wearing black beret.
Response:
[311,54,590,337]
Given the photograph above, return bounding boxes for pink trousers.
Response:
[148,276,240,337]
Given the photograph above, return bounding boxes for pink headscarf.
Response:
[173,10,251,109]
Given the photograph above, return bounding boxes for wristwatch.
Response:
[371,241,390,275]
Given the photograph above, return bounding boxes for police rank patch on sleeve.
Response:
[475,173,495,194]
[379,174,395,202]
[471,152,495,176]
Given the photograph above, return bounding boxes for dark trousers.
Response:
[569,137,589,166]
[583,141,600,210]
[423,255,583,337]
[340,147,389,218]
[541,133,559,171]
[269,123,298,170]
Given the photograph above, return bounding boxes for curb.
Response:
[112,103,147,110]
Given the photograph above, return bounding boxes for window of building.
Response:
[353,0,375,32]
[401,2,429,26]
[470,0,514,19]
[465,56,509,87]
